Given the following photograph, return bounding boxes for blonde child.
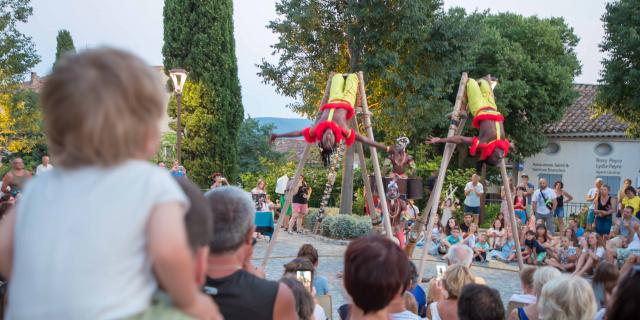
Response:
[463,223,478,248]
[474,233,491,262]
[547,236,579,272]
[0,49,219,319]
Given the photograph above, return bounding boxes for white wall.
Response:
[522,138,640,200]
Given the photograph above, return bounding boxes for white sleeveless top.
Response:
[8,161,188,319]
[429,302,442,320]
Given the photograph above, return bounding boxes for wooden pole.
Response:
[340,142,355,214]
[357,71,393,238]
[500,158,524,269]
[417,73,469,280]
[352,116,380,225]
[262,75,334,268]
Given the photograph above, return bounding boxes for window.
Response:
[544,142,560,155]
[538,174,562,186]
[595,143,613,156]
[599,176,621,194]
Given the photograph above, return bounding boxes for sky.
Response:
[20,0,607,119]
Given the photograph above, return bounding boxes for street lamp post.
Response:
[169,68,188,163]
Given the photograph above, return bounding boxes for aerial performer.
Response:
[270,73,394,166]
[426,77,512,166]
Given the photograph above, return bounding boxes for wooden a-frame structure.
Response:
[262,72,394,267]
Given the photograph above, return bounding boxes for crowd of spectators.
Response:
[1,48,639,320]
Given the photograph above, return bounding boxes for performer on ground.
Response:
[271,73,394,166]
[426,77,513,166]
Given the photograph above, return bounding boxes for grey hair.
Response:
[447,244,473,267]
[533,266,561,297]
[538,275,597,320]
[204,186,255,254]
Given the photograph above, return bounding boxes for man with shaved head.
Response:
[532,178,558,233]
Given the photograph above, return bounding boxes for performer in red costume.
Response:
[427,77,513,166]
[271,73,393,166]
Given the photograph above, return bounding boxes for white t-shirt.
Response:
[587,187,598,210]
[314,304,327,320]
[390,310,422,320]
[464,182,483,207]
[594,246,606,259]
[36,163,54,175]
[7,160,188,320]
[533,187,556,215]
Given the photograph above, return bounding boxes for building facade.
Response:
[522,84,640,198]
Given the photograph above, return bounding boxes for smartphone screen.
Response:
[436,264,447,279]
[296,270,313,293]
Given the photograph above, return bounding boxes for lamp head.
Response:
[169,68,188,94]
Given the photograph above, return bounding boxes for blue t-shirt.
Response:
[576,227,585,238]
[447,235,462,245]
[475,242,490,251]
[410,285,427,316]
[313,275,329,296]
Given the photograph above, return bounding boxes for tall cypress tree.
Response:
[54,29,75,67]
[163,0,244,186]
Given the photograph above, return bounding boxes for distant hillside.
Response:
[255,117,312,134]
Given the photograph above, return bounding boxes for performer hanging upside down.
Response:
[270,73,393,166]
[426,77,513,166]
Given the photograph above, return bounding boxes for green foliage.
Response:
[54,29,75,67]
[151,131,176,164]
[259,2,580,163]
[237,116,283,173]
[163,0,244,187]
[479,203,501,229]
[0,90,47,159]
[0,0,40,87]
[596,0,640,137]
[319,213,372,239]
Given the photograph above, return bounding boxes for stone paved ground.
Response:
[252,232,522,319]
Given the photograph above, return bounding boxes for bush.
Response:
[319,214,372,239]
[480,203,501,229]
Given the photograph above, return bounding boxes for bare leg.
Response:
[574,257,595,277]
[572,252,587,275]
[283,214,291,231]
[288,211,300,231]
[557,218,564,237]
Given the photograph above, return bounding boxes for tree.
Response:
[596,0,640,137]
[237,116,282,173]
[466,13,581,159]
[163,0,244,187]
[0,0,40,87]
[54,29,75,67]
[0,89,47,168]
[259,1,580,161]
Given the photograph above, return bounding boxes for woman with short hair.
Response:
[508,267,560,320]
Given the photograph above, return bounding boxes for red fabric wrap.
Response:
[302,120,354,146]
[472,113,504,128]
[320,101,355,120]
[469,136,510,160]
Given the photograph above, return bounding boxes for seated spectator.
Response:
[442,226,463,250]
[343,235,409,320]
[280,277,315,320]
[523,230,547,265]
[473,233,491,262]
[462,223,478,248]
[573,232,606,277]
[591,261,618,310]
[204,186,297,320]
[403,292,418,316]
[489,230,516,262]
[538,275,597,320]
[546,236,579,272]
[568,217,585,239]
[445,217,458,236]
[604,263,640,319]
[407,262,427,317]
[458,284,504,320]
[426,264,476,320]
[281,257,327,320]
[622,186,640,218]
[606,206,640,265]
[297,243,330,296]
[426,214,447,256]
[507,266,536,315]
[388,260,421,320]
[440,244,486,285]
[0,48,217,319]
[563,227,579,247]
[459,213,472,233]
[487,218,505,248]
[508,267,560,320]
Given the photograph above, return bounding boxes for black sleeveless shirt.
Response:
[204,270,279,320]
